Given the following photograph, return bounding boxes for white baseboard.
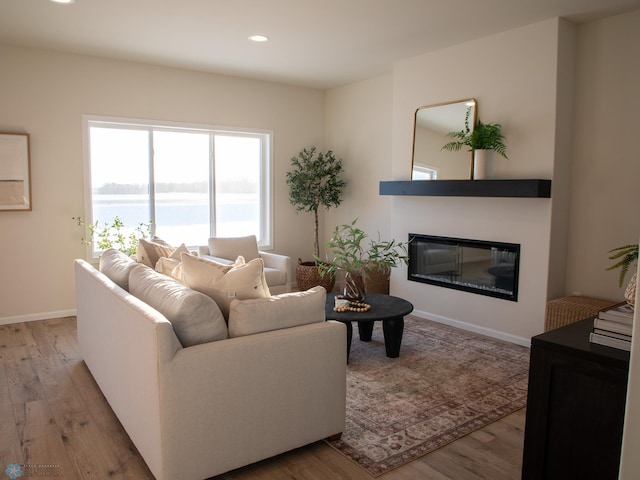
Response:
[0,309,77,326]
[411,308,531,347]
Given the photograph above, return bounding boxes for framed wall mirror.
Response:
[411,98,476,180]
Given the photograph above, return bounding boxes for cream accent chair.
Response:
[198,235,291,294]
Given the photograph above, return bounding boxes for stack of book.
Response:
[590,302,634,351]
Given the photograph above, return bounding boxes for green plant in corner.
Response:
[286,146,346,260]
[607,243,639,287]
[73,215,151,256]
[441,106,508,158]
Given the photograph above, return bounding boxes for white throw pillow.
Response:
[129,264,228,347]
[181,252,270,319]
[228,286,327,338]
[155,243,191,282]
[155,257,181,278]
[99,248,137,291]
[136,237,174,268]
[208,235,260,262]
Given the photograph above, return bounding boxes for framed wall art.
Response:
[0,132,31,211]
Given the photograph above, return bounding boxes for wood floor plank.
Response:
[31,353,148,479]
[65,360,155,479]
[0,396,23,468]
[0,323,27,348]
[19,399,78,480]
[22,320,58,359]
[4,344,47,406]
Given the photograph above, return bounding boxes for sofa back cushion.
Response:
[181,253,270,319]
[99,248,137,291]
[208,235,260,262]
[129,264,228,347]
[228,286,326,338]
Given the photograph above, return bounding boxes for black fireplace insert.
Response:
[408,234,520,301]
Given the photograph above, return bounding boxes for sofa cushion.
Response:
[208,235,260,262]
[136,236,175,268]
[228,286,326,338]
[99,248,137,291]
[129,264,228,347]
[181,253,270,319]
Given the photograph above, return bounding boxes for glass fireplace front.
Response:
[408,234,520,301]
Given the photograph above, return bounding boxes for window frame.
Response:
[81,114,274,258]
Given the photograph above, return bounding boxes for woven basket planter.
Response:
[363,266,391,295]
[296,260,335,292]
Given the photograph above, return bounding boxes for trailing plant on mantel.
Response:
[442,106,508,158]
[73,215,151,256]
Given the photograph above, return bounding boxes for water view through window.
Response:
[87,119,269,253]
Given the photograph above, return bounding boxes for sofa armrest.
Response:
[160,321,346,480]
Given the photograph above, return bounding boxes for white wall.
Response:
[323,74,394,251]
[0,45,325,322]
[565,9,640,302]
[386,19,569,342]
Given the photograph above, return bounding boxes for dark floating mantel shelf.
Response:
[379,179,552,198]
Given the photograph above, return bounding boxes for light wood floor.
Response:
[0,317,526,479]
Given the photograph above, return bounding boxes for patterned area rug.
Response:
[325,316,530,477]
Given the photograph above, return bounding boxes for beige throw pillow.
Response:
[181,253,270,319]
[136,237,175,268]
[129,264,228,347]
[155,243,191,282]
[228,286,327,338]
[208,235,260,262]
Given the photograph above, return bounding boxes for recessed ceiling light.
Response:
[50,0,75,3]
[248,35,269,43]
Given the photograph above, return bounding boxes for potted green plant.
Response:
[441,106,507,179]
[317,219,409,300]
[286,146,346,291]
[607,243,639,307]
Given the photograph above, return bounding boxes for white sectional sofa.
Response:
[74,254,346,480]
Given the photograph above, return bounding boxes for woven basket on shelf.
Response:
[544,295,618,332]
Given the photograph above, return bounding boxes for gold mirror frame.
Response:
[411,98,477,180]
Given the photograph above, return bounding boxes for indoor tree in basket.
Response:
[607,243,639,307]
[441,106,507,179]
[286,146,346,291]
[317,219,409,301]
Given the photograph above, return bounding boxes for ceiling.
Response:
[1,0,639,89]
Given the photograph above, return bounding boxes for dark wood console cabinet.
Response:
[522,318,630,480]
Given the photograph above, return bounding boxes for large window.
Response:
[83,116,272,255]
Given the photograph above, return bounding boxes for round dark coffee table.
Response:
[325,292,414,362]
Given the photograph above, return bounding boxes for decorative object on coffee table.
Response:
[318,219,408,300]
